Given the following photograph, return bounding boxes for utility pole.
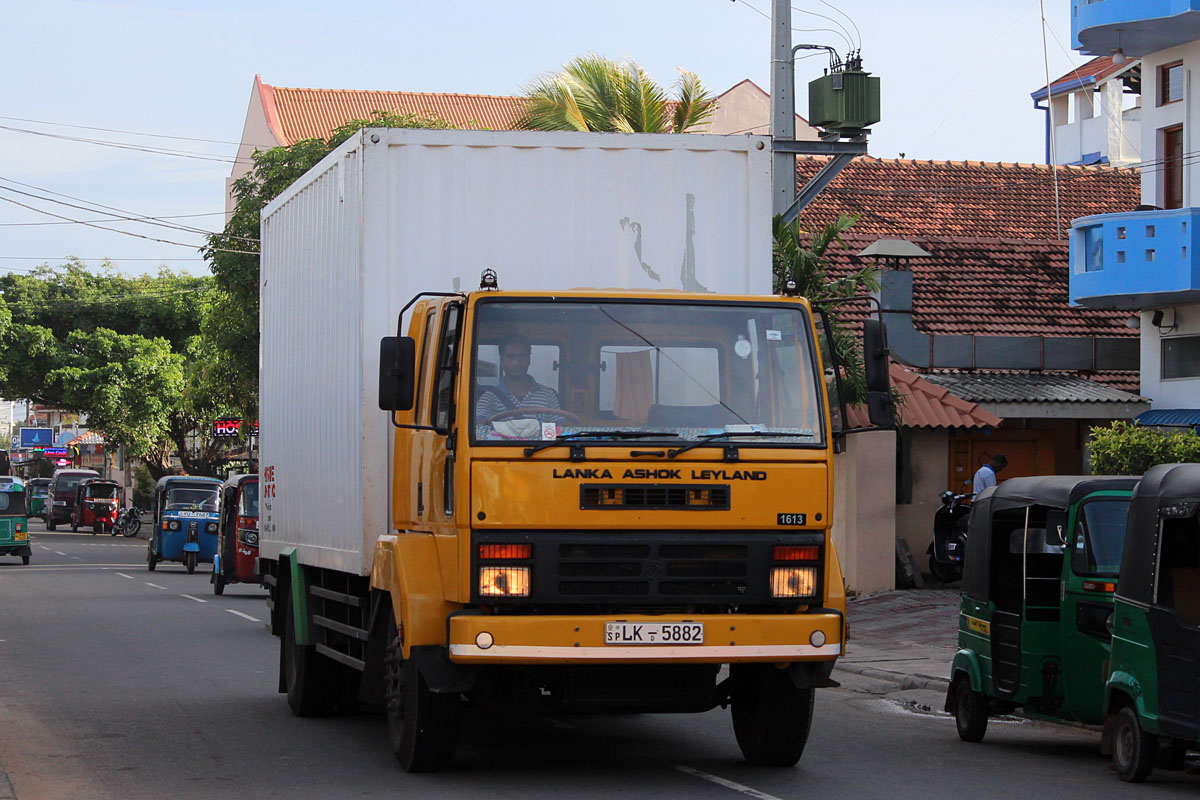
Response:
[770,0,795,216]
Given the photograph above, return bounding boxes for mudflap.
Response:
[183,542,200,553]
[410,645,479,694]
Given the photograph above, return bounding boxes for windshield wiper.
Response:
[523,431,680,458]
[666,430,816,459]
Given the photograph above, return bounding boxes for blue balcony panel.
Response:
[1069,208,1200,309]
[1073,0,1200,56]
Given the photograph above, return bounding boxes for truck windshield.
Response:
[470,300,825,446]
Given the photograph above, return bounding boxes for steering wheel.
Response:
[485,406,584,425]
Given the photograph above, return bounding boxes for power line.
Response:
[0,196,258,255]
[817,0,861,49]
[0,211,225,227]
[0,124,250,166]
[0,115,251,148]
[792,4,854,51]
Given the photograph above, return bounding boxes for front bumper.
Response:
[448,612,842,664]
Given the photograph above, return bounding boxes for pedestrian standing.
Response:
[973,454,1007,494]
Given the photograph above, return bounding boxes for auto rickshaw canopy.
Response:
[1117,463,1200,607]
[963,475,1140,602]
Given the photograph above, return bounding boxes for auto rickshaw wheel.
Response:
[213,570,226,595]
[46,520,56,531]
[953,678,989,743]
[729,663,815,766]
[92,522,101,535]
[184,552,197,574]
[384,610,460,772]
[146,544,157,571]
[71,519,78,532]
[1113,706,1156,782]
[21,554,29,565]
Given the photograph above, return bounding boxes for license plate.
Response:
[605,622,704,645]
[14,532,27,541]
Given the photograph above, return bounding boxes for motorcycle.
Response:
[114,505,144,538]
[928,490,972,583]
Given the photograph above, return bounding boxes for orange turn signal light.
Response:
[1083,580,1116,593]
[479,543,532,560]
[773,545,820,561]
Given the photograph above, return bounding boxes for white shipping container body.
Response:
[258,128,772,575]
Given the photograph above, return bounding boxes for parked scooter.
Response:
[928,490,972,583]
[114,505,144,538]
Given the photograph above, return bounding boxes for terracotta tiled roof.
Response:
[794,157,1140,241]
[847,364,1002,429]
[259,76,528,144]
[825,232,1137,338]
[1033,56,1138,100]
[67,430,105,446]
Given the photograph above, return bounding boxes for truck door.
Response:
[394,306,441,529]
[428,302,463,531]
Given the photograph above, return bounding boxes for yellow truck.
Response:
[257,129,892,771]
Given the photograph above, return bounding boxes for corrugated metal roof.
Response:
[1031,55,1139,101]
[921,372,1147,404]
[263,81,528,144]
[1135,409,1200,427]
[847,364,1002,429]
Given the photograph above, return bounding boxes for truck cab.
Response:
[271,285,891,771]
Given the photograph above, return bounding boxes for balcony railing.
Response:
[1070,208,1200,308]
[1073,0,1200,56]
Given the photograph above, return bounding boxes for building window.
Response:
[1164,125,1184,209]
[1160,62,1184,105]
[1163,335,1200,379]
[1082,225,1104,272]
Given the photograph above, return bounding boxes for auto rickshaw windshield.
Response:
[166,487,219,511]
[1071,498,1132,577]
[238,482,259,518]
[87,484,119,500]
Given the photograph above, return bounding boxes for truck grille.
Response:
[580,484,730,510]
[472,531,823,607]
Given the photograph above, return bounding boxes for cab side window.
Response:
[431,303,463,431]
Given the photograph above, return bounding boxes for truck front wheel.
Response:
[730,663,814,766]
[384,613,459,772]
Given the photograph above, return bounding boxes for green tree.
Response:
[518,54,716,133]
[202,110,454,420]
[772,213,881,406]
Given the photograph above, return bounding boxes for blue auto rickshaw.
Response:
[147,475,223,574]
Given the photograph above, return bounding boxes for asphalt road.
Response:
[2,522,1199,799]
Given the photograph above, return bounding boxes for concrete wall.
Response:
[1139,40,1200,207]
[226,78,280,220]
[832,429,896,595]
[895,428,947,561]
[703,81,819,139]
[1139,302,1200,405]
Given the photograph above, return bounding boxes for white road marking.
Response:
[71,556,83,561]
[226,609,261,623]
[116,573,134,580]
[146,582,167,590]
[181,594,207,604]
[39,546,51,551]
[675,766,786,800]
[54,551,66,556]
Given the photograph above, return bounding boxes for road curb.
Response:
[835,661,951,691]
[0,765,14,800]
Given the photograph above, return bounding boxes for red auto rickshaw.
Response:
[72,478,122,534]
[212,474,259,595]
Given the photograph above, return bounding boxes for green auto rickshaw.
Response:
[0,479,31,565]
[25,477,51,522]
[1105,462,1200,782]
[946,475,1138,742]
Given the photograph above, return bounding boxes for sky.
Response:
[1,0,1090,278]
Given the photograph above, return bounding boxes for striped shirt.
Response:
[475,377,562,422]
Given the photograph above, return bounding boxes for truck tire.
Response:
[730,663,814,766]
[384,612,459,772]
[283,594,338,717]
[1113,706,1156,782]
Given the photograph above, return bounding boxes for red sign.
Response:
[213,419,242,438]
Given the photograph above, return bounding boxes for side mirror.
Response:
[378,336,416,411]
[862,318,895,428]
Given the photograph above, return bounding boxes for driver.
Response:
[475,335,563,423]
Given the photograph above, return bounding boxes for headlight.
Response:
[167,520,181,531]
[771,567,818,598]
[206,522,218,534]
[479,566,531,597]
[237,528,258,546]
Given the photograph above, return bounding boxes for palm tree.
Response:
[518,54,716,133]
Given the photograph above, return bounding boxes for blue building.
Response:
[1069,0,1200,424]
